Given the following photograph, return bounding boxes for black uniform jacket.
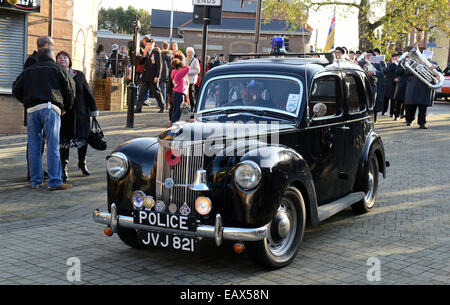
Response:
[139,48,162,83]
[384,62,397,99]
[12,56,75,112]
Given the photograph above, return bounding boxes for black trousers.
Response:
[405,105,427,125]
[189,83,197,111]
[136,81,164,111]
[393,99,405,118]
[383,97,392,115]
[60,145,88,169]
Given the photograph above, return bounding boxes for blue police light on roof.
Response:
[271,36,287,55]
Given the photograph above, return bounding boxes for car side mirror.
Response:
[312,103,327,119]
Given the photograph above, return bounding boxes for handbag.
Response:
[88,117,107,151]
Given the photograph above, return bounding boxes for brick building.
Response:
[0,0,99,134]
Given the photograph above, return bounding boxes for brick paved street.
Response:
[0,103,449,285]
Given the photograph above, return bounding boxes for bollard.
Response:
[126,82,137,128]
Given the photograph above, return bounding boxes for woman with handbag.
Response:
[56,51,99,182]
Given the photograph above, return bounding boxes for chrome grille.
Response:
[156,141,204,216]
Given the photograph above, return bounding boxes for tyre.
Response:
[117,227,150,249]
[352,152,379,214]
[247,186,306,270]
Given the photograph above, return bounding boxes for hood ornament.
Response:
[190,169,209,192]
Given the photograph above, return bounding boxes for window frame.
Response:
[308,72,345,122]
[344,72,367,114]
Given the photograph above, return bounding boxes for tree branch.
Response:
[309,1,361,11]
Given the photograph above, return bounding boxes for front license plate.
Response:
[137,231,199,252]
[133,210,198,232]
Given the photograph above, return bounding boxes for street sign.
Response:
[193,5,222,25]
[192,0,222,6]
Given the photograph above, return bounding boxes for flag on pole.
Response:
[324,10,336,51]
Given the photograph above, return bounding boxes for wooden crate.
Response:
[94,77,124,111]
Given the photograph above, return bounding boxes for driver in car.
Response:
[225,80,275,108]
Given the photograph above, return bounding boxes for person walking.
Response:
[404,65,438,129]
[383,53,399,118]
[12,47,75,191]
[160,42,173,110]
[393,55,408,120]
[170,57,190,123]
[186,47,200,112]
[134,37,164,113]
[56,51,99,182]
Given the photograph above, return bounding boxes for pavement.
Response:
[0,101,449,285]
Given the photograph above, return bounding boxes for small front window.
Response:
[198,76,303,117]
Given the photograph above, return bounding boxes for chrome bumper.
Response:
[93,204,269,246]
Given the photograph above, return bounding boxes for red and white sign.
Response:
[192,0,222,6]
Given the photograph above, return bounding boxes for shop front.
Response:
[0,0,40,134]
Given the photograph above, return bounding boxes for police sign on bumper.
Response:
[192,0,222,6]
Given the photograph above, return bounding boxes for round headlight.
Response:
[132,191,146,210]
[107,152,128,180]
[234,161,262,190]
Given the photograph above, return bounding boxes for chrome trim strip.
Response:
[93,210,268,242]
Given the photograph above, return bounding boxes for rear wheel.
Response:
[247,186,306,270]
[352,152,379,214]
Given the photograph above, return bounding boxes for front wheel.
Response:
[247,186,306,270]
[352,152,379,214]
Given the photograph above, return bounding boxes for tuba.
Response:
[398,47,444,90]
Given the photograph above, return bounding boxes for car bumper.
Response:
[93,203,269,246]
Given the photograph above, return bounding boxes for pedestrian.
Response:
[383,53,399,118]
[404,63,439,129]
[393,53,407,120]
[56,51,99,182]
[12,47,75,191]
[24,36,55,181]
[373,48,387,119]
[359,50,383,122]
[134,37,165,113]
[170,42,178,54]
[170,57,190,123]
[160,41,172,110]
[109,44,122,77]
[186,47,200,112]
[95,44,108,78]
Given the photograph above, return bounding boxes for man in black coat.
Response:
[393,53,408,120]
[23,36,55,181]
[12,48,75,191]
[404,62,440,129]
[134,38,164,113]
[359,50,384,122]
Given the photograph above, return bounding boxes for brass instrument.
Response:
[398,47,444,90]
[357,53,377,74]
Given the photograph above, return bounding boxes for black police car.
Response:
[93,39,388,269]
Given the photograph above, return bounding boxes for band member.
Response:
[404,62,440,129]
[383,53,400,118]
[359,50,384,122]
[393,52,407,120]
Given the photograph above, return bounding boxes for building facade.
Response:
[0,0,98,135]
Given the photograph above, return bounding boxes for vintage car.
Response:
[93,50,388,269]
[436,64,450,101]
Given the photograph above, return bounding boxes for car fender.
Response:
[218,145,319,227]
[359,131,387,179]
[107,138,159,213]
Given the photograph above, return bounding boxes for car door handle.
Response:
[338,125,350,130]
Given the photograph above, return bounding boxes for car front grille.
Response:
[156,140,204,217]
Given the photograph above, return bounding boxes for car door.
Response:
[342,71,372,192]
[300,72,349,205]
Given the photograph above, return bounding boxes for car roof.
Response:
[205,57,365,81]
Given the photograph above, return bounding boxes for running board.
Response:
[317,192,365,221]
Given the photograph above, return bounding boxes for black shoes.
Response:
[79,164,91,176]
[62,168,69,182]
[134,109,142,113]
[419,124,428,129]
[158,109,164,113]
[406,121,412,126]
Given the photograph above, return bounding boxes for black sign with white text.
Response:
[0,0,40,13]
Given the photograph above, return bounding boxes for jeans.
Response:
[27,107,63,188]
[160,81,168,107]
[172,92,184,123]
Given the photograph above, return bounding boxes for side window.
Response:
[309,76,342,119]
[345,74,365,113]
[362,74,374,109]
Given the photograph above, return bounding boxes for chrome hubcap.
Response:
[267,199,297,257]
[364,162,377,208]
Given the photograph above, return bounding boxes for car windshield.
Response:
[198,76,303,117]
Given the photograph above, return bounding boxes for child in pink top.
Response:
[170,58,190,123]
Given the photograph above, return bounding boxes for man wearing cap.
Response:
[135,37,164,113]
[109,44,122,76]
